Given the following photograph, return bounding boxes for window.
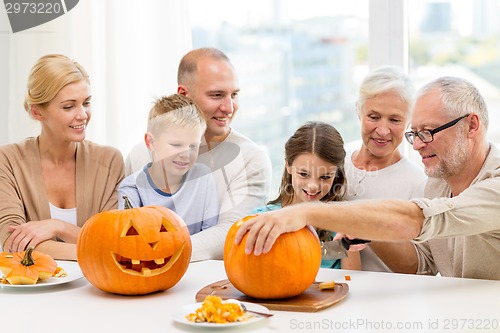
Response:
[188,0,369,194]
[408,0,500,145]
[188,0,500,196]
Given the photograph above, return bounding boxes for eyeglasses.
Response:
[404,114,470,144]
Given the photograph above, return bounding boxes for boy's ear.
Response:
[144,132,155,150]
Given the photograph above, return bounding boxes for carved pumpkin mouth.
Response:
[112,243,185,277]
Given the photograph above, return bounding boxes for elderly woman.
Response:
[0,54,124,260]
[345,66,427,272]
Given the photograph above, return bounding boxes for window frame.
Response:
[369,0,408,70]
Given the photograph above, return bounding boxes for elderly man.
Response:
[235,76,500,280]
[126,48,272,261]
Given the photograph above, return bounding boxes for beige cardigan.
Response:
[0,137,124,248]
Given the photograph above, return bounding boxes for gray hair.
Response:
[416,76,489,130]
[356,66,415,117]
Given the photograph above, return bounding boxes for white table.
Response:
[1,260,499,333]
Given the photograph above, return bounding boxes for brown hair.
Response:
[269,121,346,207]
[24,54,89,115]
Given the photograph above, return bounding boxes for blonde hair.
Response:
[24,54,89,114]
[147,94,207,135]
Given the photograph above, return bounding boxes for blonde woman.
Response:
[0,54,124,260]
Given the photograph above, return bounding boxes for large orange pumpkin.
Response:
[77,197,192,295]
[224,215,321,299]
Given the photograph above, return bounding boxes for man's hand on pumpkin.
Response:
[234,206,307,256]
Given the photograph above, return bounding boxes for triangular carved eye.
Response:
[161,217,177,232]
[126,226,139,236]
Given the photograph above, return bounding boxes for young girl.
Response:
[252,121,360,269]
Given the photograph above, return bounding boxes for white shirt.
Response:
[345,150,427,272]
[49,203,77,225]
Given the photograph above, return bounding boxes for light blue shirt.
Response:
[118,163,219,235]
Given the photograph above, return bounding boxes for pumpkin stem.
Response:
[21,246,35,266]
[123,196,133,209]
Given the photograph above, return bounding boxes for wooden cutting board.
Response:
[195,279,349,312]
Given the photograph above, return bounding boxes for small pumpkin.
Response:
[77,197,192,295]
[224,215,321,299]
[0,247,57,285]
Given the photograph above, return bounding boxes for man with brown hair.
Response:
[126,48,272,262]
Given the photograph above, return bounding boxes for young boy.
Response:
[118,94,218,235]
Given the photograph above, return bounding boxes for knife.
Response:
[321,238,371,260]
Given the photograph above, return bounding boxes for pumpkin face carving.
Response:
[111,211,186,277]
[224,215,321,299]
[77,201,191,295]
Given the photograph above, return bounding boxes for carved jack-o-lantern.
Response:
[77,198,192,295]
